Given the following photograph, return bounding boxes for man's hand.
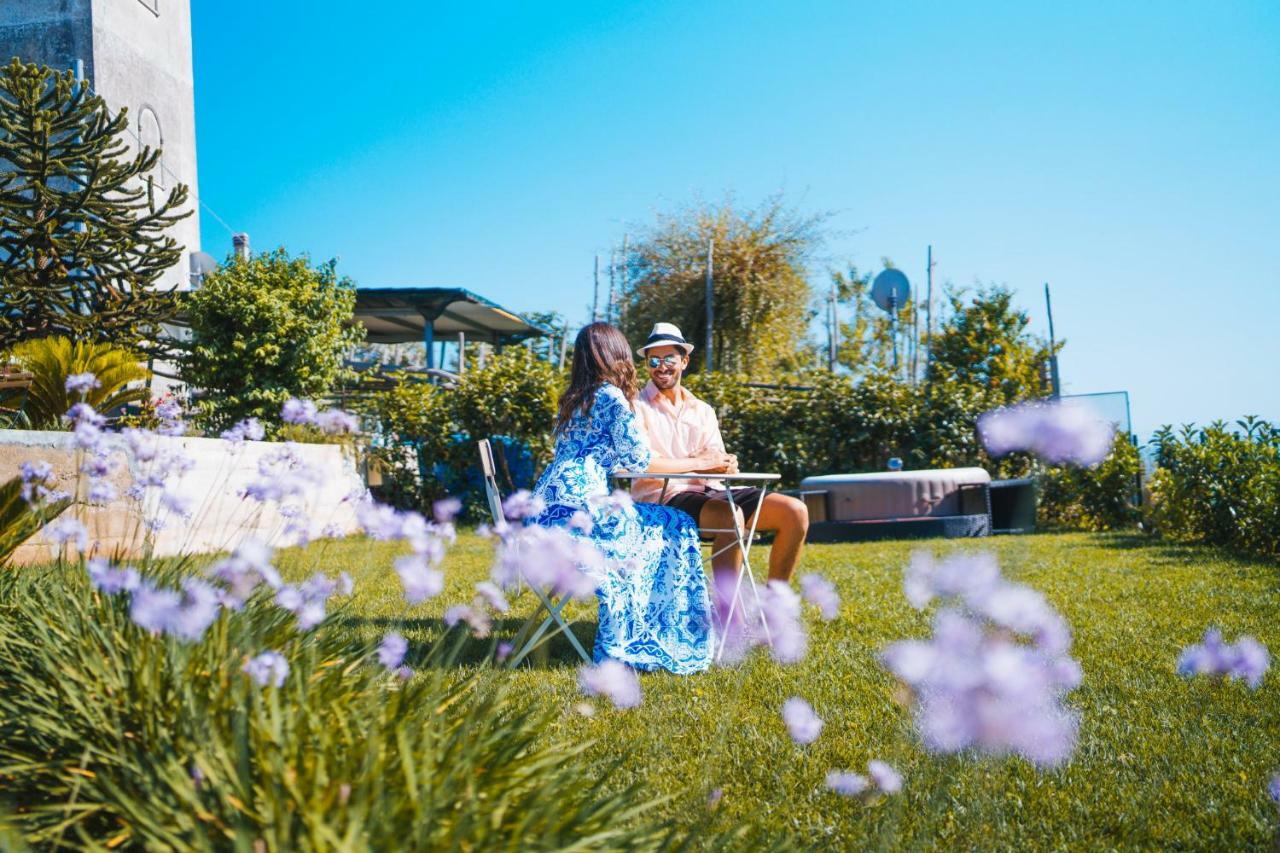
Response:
[691,451,738,474]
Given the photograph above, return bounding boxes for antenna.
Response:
[188,251,217,288]
[871,269,911,373]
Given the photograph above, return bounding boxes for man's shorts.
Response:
[666,487,765,523]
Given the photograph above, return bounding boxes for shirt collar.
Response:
[641,380,691,413]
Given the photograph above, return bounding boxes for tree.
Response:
[926,285,1057,407]
[181,250,365,432]
[0,60,189,350]
[618,196,825,376]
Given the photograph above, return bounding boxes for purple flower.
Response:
[502,490,546,521]
[867,760,903,794]
[568,510,594,533]
[1268,774,1280,808]
[19,459,56,504]
[578,659,642,709]
[761,581,808,664]
[978,401,1114,467]
[395,554,445,605]
[122,428,159,462]
[782,697,823,745]
[130,584,183,634]
[489,523,602,600]
[444,604,492,638]
[882,553,1082,768]
[86,557,140,594]
[589,489,633,515]
[64,402,103,427]
[825,771,869,796]
[44,516,88,551]
[433,497,462,524]
[1177,628,1270,688]
[221,418,265,442]
[474,581,510,613]
[495,641,513,663]
[281,398,318,425]
[315,408,360,435]
[170,579,222,641]
[377,631,409,670]
[799,573,840,620]
[243,651,289,687]
[86,480,116,504]
[337,572,354,596]
[65,372,100,394]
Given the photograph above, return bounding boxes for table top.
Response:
[612,471,781,482]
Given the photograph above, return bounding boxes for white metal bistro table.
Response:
[612,471,781,661]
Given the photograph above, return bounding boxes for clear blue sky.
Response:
[190,1,1280,440]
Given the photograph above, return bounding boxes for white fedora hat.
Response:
[636,322,695,356]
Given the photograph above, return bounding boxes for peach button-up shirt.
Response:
[630,380,726,504]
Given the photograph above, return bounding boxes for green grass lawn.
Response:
[282,530,1280,849]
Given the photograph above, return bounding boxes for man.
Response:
[630,322,809,582]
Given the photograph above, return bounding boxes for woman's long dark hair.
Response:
[554,322,638,434]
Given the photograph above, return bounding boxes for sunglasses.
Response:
[645,354,683,369]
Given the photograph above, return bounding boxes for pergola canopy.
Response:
[353,287,549,346]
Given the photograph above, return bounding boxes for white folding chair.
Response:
[477,439,591,666]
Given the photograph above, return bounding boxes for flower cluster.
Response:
[978,400,1114,467]
[220,417,266,443]
[376,631,412,679]
[1176,628,1270,688]
[882,551,1082,767]
[825,760,903,798]
[281,397,360,435]
[782,697,823,745]
[243,651,289,687]
[486,491,602,600]
[716,576,808,665]
[799,573,840,621]
[578,659,642,709]
[357,498,457,606]
[20,460,68,506]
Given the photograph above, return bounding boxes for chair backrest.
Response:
[477,439,505,526]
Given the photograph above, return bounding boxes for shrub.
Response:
[0,336,149,428]
[1037,431,1143,531]
[0,564,670,849]
[1146,418,1280,561]
[181,250,365,434]
[363,349,561,514]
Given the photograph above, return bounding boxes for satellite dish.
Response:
[871,269,910,313]
[188,251,218,288]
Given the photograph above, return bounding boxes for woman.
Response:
[529,323,715,674]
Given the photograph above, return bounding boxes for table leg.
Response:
[716,483,773,660]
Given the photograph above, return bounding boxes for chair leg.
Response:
[508,586,592,666]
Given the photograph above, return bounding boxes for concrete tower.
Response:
[0,0,202,289]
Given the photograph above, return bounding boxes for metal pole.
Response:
[1045,282,1061,397]
[457,331,465,375]
[608,251,616,324]
[559,322,569,368]
[889,293,899,373]
[925,245,934,377]
[828,277,837,371]
[423,318,435,371]
[592,254,600,322]
[619,234,628,325]
[704,238,714,372]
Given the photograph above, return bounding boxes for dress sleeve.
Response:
[597,386,652,473]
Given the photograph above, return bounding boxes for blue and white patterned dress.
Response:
[530,384,715,674]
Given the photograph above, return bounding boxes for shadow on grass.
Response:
[337,614,597,670]
[1088,530,1276,567]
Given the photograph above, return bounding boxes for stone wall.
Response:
[2,431,364,566]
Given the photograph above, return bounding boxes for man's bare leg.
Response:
[751,494,809,582]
